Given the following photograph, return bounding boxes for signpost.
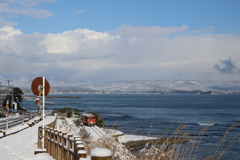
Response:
[31,77,50,149]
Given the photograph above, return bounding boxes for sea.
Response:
[22,94,240,159]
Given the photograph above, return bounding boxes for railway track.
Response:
[91,126,103,138]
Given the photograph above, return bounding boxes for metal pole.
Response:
[6,80,12,101]
[0,82,1,102]
[0,82,3,114]
[42,77,45,149]
[11,85,14,116]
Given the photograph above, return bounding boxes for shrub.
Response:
[89,112,105,128]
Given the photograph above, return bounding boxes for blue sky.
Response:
[7,0,240,34]
[0,0,240,87]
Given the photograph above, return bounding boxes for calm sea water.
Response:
[22,94,240,159]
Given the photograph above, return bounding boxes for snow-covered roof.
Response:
[82,113,95,117]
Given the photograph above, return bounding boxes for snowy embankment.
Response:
[0,116,56,160]
[58,116,156,144]
[57,117,158,159]
[0,115,157,160]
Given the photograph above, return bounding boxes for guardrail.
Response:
[0,115,42,137]
[0,113,37,130]
[37,126,112,160]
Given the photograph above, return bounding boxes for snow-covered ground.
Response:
[0,116,56,160]
[0,115,157,160]
[57,117,156,144]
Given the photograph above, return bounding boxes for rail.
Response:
[37,126,112,160]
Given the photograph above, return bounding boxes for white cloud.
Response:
[113,24,188,37]
[0,0,54,19]
[190,26,215,33]
[52,59,120,71]
[0,26,240,83]
[0,17,18,27]
[0,0,56,6]
[40,28,120,54]
[0,26,22,40]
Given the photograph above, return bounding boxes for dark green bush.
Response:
[89,112,105,128]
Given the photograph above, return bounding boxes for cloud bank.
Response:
[213,57,239,74]
[0,25,240,87]
[113,24,188,36]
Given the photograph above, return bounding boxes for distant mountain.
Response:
[21,80,240,95]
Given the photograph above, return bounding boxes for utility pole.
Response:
[0,82,3,114]
[0,82,1,101]
[6,79,12,98]
[6,80,12,90]
[5,79,12,111]
[0,82,6,114]
[6,79,12,92]
[11,85,14,116]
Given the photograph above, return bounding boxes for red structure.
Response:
[82,113,96,126]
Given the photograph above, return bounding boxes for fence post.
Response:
[78,150,87,159]
[74,138,82,159]
[77,144,84,151]
[57,130,62,160]
[46,128,50,154]
[61,132,67,160]
[53,129,58,159]
[91,147,112,160]
[44,126,49,149]
[37,126,42,148]
[67,134,73,160]
[50,128,54,157]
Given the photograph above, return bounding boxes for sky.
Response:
[0,0,240,87]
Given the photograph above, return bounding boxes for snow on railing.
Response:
[37,126,87,160]
[37,126,112,160]
[0,113,40,137]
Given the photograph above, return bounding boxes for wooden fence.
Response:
[36,126,112,160]
[37,126,86,160]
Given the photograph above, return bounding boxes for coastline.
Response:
[106,129,190,149]
[23,96,81,99]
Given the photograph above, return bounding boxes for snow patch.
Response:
[118,134,157,144]
[91,147,112,157]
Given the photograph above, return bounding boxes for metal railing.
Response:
[0,113,36,130]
